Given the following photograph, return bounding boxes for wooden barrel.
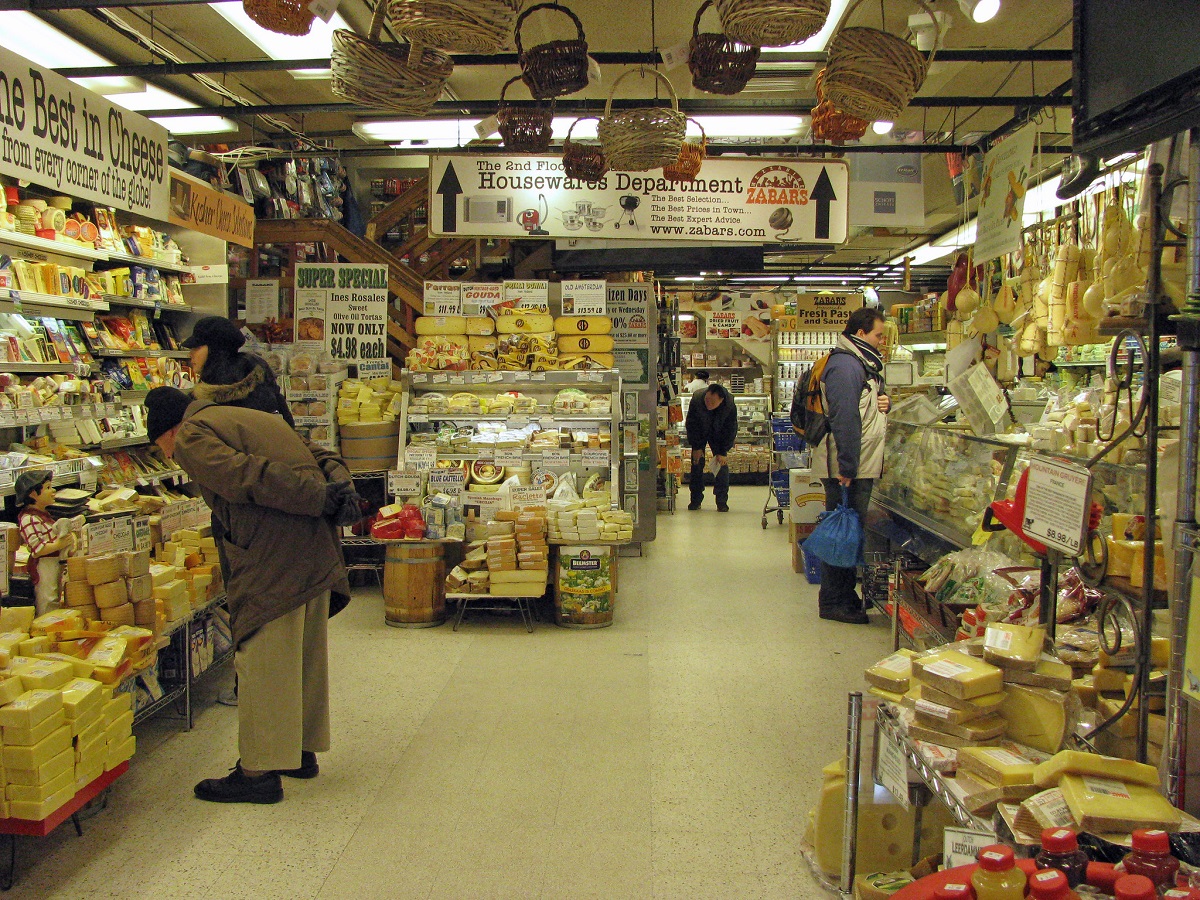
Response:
[340,421,401,473]
[383,542,446,627]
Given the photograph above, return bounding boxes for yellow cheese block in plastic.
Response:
[557,334,615,354]
[30,610,83,637]
[865,649,916,693]
[106,734,135,769]
[106,708,133,742]
[415,315,468,336]
[5,767,73,804]
[559,353,616,369]
[468,335,497,353]
[496,313,554,334]
[148,565,177,588]
[8,784,75,822]
[1106,537,1137,577]
[0,689,63,730]
[1092,665,1127,691]
[1000,684,1070,753]
[1033,749,1158,789]
[104,692,132,721]
[1003,656,1073,691]
[912,650,1004,699]
[18,636,51,657]
[2,723,71,769]
[554,316,612,335]
[0,608,34,633]
[60,678,103,721]
[868,686,906,704]
[1059,773,1181,832]
[983,623,1045,671]
[5,746,73,787]
[18,660,74,692]
[3,707,65,746]
[0,633,26,659]
[75,712,104,746]
[0,676,24,706]
[465,317,495,336]
[917,683,1007,712]
[957,746,1042,786]
[1129,541,1167,589]
[1111,513,1135,538]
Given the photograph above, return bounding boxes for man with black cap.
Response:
[182,315,292,422]
[16,470,76,614]
[144,386,359,804]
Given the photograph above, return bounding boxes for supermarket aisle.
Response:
[12,486,891,899]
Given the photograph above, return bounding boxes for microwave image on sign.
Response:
[463,196,514,223]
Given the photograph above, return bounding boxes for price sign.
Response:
[509,485,547,509]
[495,448,524,467]
[159,502,188,540]
[0,411,15,427]
[943,827,998,869]
[388,470,424,497]
[427,469,465,496]
[85,519,117,555]
[132,516,152,551]
[876,727,911,809]
[581,448,610,468]
[448,375,465,385]
[561,279,607,316]
[405,445,437,471]
[110,517,134,553]
[1023,456,1093,556]
[541,448,570,468]
[423,282,462,316]
[42,407,61,420]
[0,470,14,489]
[79,468,98,491]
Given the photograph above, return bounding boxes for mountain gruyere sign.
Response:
[429,155,849,245]
[0,46,169,219]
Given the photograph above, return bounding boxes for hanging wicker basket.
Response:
[496,75,554,153]
[331,3,454,114]
[243,0,314,37]
[516,3,589,99]
[823,0,938,121]
[714,0,829,47]
[688,0,761,95]
[389,0,524,54]
[663,119,707,182]
[597,67,687,173]
[810,67,869,144]
[562,117,608,182]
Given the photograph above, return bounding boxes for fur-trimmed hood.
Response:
[193,363,264,404]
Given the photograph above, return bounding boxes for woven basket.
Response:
[497,76,554,153]
[663,119,707,182]
[516,3,589,99]
[688,0,761,95]
[824,0,937,121]
[389,0,524,54]
[243,0,314,36]
[810,67,869,144]
[332,3,453,114]
[714,0,829,47]
[562,117,608,182]
[598,68,687,173]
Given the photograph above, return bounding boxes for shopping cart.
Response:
[762,416,803,528]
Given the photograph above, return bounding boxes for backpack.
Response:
[789,352,833,446]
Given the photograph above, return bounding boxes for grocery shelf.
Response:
[1054,359,1108,368]
[897,331,947,346]
[95,349,190,359]
[0,230,110,262]
[429,451,610,463]
[407,414,611,423]
[94,436,149,451]
[0,290,108,320]
[103,295,199,313]
[407,369,619,388]
[683,365,762,370]
[131,685,186,727]
[0,362,84,374]
[873,494,974,551]
[103,252,190,274]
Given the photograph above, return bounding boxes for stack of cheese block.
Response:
[1105,513,1166,589]
[485,520,516,575]
[410,316,472,371]
[547,498,583,543]
[335,377,402,427]
[497,312,557,371]
[156,526,220,617]
[65,550,155,631]
[449,540,490,594]
[514,511,547,573]
[489,506,548,596]
[598,508,634,543]
[1073,635,1169,765]
[554,316,614,370]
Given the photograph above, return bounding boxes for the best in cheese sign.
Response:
[295,263,388,370]
[429,155,849,245]
[0,46,170,219]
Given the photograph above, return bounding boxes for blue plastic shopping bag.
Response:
[801,485,864,569]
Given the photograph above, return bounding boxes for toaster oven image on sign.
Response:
[463,196,514,224]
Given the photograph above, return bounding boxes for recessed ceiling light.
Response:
[958,0,1000,23]
[872,120,894,135]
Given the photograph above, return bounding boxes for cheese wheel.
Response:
[465,317,495,336]
[93,580,128,610]
[559,353,615,369]
[415,334,468,349]
[414,315,468,336]
[557,334,615,354]
[496,313,554,334]
[555,316,612,335]
[467,335,497,353]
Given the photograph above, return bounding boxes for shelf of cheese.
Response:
[102,296,199,314]
[0,290,110,318]
[95,349,190,360]
[446,507,549,597]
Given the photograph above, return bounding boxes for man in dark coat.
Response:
[685,383,739,512]
[145,387,355,804]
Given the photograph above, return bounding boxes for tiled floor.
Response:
[9,487,891,899]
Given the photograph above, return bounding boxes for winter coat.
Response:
[173,400,350,646]
[685,384,739,455]
[811,335,886,481]
[192,352,294,427]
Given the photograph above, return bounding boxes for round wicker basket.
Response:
[662,119,707,182]
[497,75,554,153]
[810,67,869,144]
[516,3,589,99]
[688,0,761,96]
[714,0,829,47]
[389,0,524,54]
[562,117,608,182]
[597,67,686,173]
[243,0,314,36]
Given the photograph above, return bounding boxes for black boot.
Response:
[195,763,283,804]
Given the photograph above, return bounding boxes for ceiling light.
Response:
[355,119,482,145]
[688,115,808,138]
[211,1,347,77]
[872,120,894,135]
[157,115,240,135]
[0,12,109,68]
[674,276,704,282]
[759,0,852,53]
[958,0,1000,23]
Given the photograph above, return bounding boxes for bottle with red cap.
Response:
[1036,827,1089,888]
[971,845,1026,900]
[1116,874,1159,900]
[1028,868,1081,900]
[934,881,976,900]
[1120,829,1180,892]
[1164,888,1200,900]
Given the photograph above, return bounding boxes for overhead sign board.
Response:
[0,46,170,219]
[168,170,255,247]
[429,155,849,245]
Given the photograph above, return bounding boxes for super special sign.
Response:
[429,155,849,245]
[0,46,169,219]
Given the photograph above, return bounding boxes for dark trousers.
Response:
[690,447,730,506]
[817,478,874,613]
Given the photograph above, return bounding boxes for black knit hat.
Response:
[181,316,245,352]
[15,469,53,506]
[145,387,193,444]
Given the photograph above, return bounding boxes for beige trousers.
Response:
[235,590,331,772]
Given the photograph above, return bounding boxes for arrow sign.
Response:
[436,161,462,234]
[812,167,837,241]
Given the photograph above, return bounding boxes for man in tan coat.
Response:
[145,387,354,804]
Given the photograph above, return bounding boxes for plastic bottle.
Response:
[1036,827,1090,888]
[934,882,975,900]
[1088,862,1120,894]
[1115,874,1158,900]
[1120,829,1180,892]
[971,845,1026,900]
[1027,868,1080,900]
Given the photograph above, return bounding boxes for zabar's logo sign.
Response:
[746,165,809,205]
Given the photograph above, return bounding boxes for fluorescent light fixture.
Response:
[210,1,346,77]
[760,0,852,53]
[0,12,109,68]
[688,115,808,138]
[792,274,869,283]
[679,313,697,321]
[958,0,1000,22]
[358,119,481,145]
[872,120,894,135]
[674,276,704,282]
[155,115,240,134]
[932,220,977,247]
[728,276,789,283]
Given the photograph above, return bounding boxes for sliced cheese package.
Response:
[1058,773,1181,833]
[1000,684,1074,754]
[865,649,916,694]
[1032,749,1159,789]
[982,623,1045,671]
[911,650,1004,699]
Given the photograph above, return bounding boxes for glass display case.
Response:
[733,394,771,443]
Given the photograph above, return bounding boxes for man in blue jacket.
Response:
[811,307,890,623]
[686,383,739,511]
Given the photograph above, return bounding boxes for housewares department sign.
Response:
[429,155,849,245]
[294,263,388,373]
[0,46,170,219]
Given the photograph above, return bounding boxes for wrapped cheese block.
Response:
[415,315,468,335]
[93,580,128,609]
[911,650,1004,699]
[496,313,554,334]
[1058,773,1180,832]
[554,316,611,335]
[465,316,495,335]
[982,623,1045,671]
[557,334,615,354]
[865,649,917,694]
